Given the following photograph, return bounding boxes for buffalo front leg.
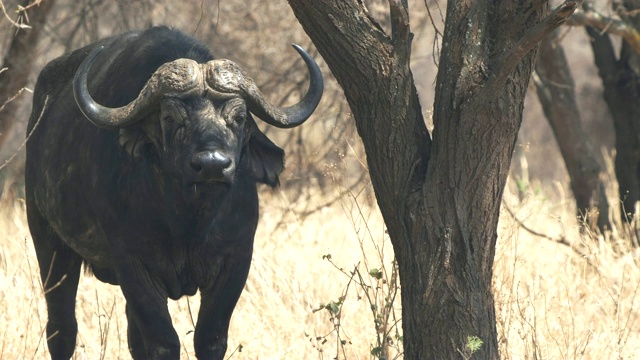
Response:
[27,207,82,360]
[115,258,180,359]
[37,249,82,360]
[194,253,252,359]
[125,303,147,360]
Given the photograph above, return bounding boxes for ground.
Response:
[1,177,639,359]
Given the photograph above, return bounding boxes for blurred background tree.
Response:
[531,1,640,236]
[570,1,640,236]
[534,28,610,232]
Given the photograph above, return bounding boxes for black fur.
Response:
[25,26,291,359]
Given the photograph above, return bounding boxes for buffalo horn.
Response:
[204,44,323,129]
[74,46,203,129]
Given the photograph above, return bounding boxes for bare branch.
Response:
[0,87,31,114]
[18,0,45,12]
[423,0,443,67]
[389,0,410,48]
[422,0,443,38]
[0,96,47,172]
[0,0,38,29]
[481,0,582,97]
[567,7,640,54]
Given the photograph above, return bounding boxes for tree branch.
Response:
[481,0,581,97]
[567,6,640,54]
[0,0,30,29]
[389,0,411,51]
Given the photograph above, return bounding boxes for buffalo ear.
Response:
[119,127,153,159]
[244,115,285,187]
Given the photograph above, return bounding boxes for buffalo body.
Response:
[25,26,322,359]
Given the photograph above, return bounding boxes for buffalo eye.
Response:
[226,109,246,128]
[233,111,246,124]
[162,114,174,125]
[163,114,184,131]
[222,99,247,127]
[161,100,187,127]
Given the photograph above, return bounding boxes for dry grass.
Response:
[2,171,640,359]
[496,178,640,360]
[0,184,398,359]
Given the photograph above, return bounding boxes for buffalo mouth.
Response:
[186,178,232,197]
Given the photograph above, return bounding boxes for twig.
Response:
[423,0,443,67]
[0,0,34,29]
[225,343,244,359]
[501,199,600,272]
[271,165,370,232]
[532,68,572,91]
[0,95,47,171]
[423,0,443,39]
[0,86,31,113]
[566,6,640,54]
[17,0,45,12]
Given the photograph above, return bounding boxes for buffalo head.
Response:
[73,44,323,187]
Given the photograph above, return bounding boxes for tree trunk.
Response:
[586,25,640,222]
[534,29,610,232]
[288,0,579,358]
[0,0,56,149]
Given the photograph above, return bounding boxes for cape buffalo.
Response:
[25,26,323,359]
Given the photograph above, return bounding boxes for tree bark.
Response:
[534,29,610,232]
[288,0,579,358]
[0,0,56,149]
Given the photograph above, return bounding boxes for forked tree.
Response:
[288,0,581,358]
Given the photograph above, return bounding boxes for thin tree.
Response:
[568,2,640,224]
[287,0,580,358]
[534,29,610,232]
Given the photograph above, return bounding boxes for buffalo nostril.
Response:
[190,151,233,179]
[190,158,203,172]
[212,152,232,169]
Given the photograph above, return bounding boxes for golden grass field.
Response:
[0,1,635,358]
[1,171,640,359]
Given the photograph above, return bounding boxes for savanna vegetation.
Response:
[1,0,640,359]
